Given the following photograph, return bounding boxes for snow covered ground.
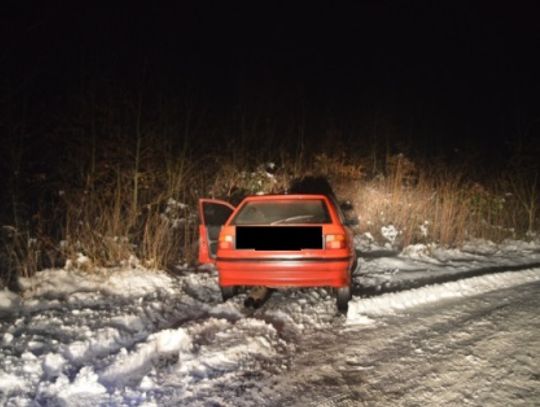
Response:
[1,239,539,406]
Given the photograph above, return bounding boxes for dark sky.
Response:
[2,1,540,155]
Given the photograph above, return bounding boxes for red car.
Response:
[198,194,357,311]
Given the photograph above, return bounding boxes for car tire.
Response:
[221,286,237,301]
[336,286,351,313]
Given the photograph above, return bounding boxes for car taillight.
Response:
[325,234,346,249]
[218,234,234,250]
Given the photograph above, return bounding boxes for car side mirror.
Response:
[340,200,354,211]
[344,218,359,226]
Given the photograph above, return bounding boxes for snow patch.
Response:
[76,253,92,269]
[209,301,244,321]
[101,328,192,386]
[354,232,386,252]
[43,353,66,378]
[0,289,20,315]
[381,224,399,245]
[105,269,174,297]
[0,372,26,394]
[401,243,433,259]
[177,318,283,379]
[40,367,107,406]
[19,268,174,299]
[348,268,540,323]
[2,332,14,345]
[2,239,539,405]
[62,326,122,364]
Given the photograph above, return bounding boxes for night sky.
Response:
[2,1,540,161]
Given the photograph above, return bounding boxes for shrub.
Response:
[1,145,537,285]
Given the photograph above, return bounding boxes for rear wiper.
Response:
[270,215,315,225]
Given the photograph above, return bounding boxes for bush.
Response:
[1,143,538,285]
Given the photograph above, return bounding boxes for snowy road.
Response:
[273,280,540,406]
[1,239,539,406]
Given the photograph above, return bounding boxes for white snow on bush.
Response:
[0,289,20,315]
[381,224,399,244]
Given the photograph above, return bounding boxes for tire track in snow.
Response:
[272,279,540,407]
[348,267,540,322]
[353,260,540,297]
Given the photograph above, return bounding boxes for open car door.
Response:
[198,199,235,265]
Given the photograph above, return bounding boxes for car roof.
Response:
[242,194,330,202]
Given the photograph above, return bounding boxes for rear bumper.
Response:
[216,257,352,288]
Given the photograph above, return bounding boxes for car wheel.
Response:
[336,286,351,313]
[244,286,270,309]
[220,286,237,301]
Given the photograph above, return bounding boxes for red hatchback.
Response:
[198,194,357,311]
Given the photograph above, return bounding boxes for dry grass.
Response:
[353,173,470,246]
[344,154,536,247]
[1,146,538,284]
[57,149,203,271]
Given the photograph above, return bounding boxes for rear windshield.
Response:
[231,199,331,225]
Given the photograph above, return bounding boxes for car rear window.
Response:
[231,199,331,225]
